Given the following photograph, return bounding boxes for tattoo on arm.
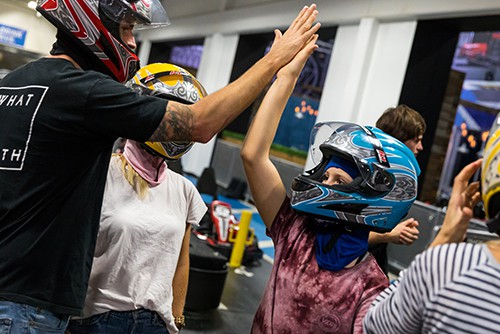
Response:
[150,102,194,142]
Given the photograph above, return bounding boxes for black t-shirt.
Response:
[0,58,167,315]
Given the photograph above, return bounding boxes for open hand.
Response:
[277,34,319,80]
[267,4,321,69]
[429,159,482,247]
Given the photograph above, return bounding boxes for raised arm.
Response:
[240,34,318,229]
[429,159,482,247]
[149,4,320,143]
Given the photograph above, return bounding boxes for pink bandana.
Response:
[123,140,167,187]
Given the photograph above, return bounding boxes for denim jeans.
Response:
[0,300,70,334]
[67,309,170,334]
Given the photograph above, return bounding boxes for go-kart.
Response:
[192,200,263,266]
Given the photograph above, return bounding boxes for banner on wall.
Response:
[0,24,27,47]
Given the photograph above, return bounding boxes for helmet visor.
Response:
[100,0,170,30]
[309,121,362,165]
[309,121,395,195]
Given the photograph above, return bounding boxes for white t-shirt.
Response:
[81,156,207,334]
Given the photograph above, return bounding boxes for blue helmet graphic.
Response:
[290,122,420,232]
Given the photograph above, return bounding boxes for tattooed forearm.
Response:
[150,102,195,142]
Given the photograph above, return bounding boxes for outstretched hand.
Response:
[429,159,482,247]
[267,4,321,70]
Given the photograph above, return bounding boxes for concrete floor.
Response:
[183,261,272,334]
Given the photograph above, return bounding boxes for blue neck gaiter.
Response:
[315,225,369,271]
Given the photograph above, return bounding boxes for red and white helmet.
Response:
[36,0,169,83]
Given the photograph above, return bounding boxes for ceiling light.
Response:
[27,1,37,10]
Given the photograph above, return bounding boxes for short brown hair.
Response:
[375,104,426,142]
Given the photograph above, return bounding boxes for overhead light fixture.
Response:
[27,1,37,10]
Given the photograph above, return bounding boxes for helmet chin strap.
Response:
[323,230,341,253]
[318,224,353,253]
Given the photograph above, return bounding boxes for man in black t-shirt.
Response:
[0,1,320,332]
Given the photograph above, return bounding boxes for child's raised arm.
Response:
[240,34,319,229]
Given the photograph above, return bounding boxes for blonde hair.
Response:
[115,153,149,199]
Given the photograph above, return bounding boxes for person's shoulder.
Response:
[270,196,312,237]
[423,242,480,258]
[19,57,114,86]
[166,169,196,189]
[1,58,46,81]
[274,196,302,224]
[107,154,124,177]
[109,154,121,164]
[412,242,488,275]
[39,57,117,81]
[360,254,389,281]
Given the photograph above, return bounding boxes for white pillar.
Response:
[341,17,380,122]
[314,24,359,126]
[307,18,416,170]
[356,20,417,126]
[306,19,379,170]
[316,18,379,124]
[137,39,151,67]
[181,33,239,177]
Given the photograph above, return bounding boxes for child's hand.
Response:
[277,34,319,80]
[267,5,320,70]
[388,218,420,245]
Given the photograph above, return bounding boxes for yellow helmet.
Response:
[481,112,500,235]
[127,63,207,160]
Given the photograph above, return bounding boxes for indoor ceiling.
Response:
[161,0,291,20]
[4,0,293,20]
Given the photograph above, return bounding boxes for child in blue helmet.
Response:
[241,33,420,333]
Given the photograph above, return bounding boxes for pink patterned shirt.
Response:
[251,198,389,334]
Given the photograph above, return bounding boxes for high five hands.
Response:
[268,4,321,69]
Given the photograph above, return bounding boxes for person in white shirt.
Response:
[68,64,208,334]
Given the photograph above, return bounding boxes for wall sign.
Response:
[0,24,27,47]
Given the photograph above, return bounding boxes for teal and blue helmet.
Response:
[290,121,420,232]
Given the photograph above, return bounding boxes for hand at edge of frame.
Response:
[267,4,321,70]
[429,159,482,248]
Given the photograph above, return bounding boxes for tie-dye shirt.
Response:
[251,197,388,334]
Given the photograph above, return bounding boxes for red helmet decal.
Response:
[40,0,59,10]
[376,149,387,163]
[144,74,156,83]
